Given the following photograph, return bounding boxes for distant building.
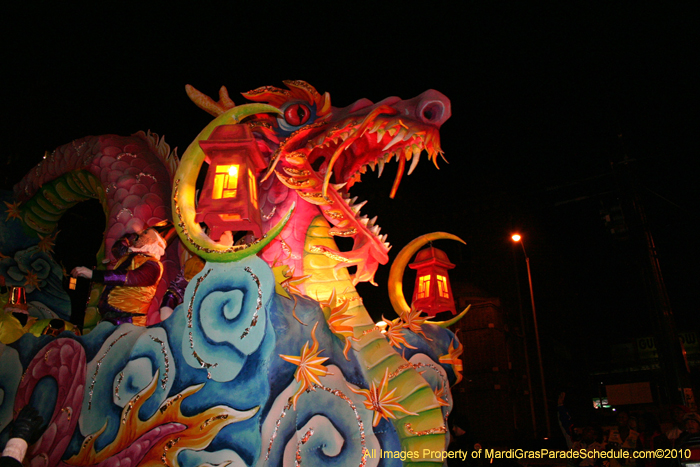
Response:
[590,333,699,410]
[445,282,534,442]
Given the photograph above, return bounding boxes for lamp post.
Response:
[511,242,537,438]
[512,234,551,439]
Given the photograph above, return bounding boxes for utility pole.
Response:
[612,152,694,407]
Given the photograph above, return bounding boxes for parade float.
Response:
[0,81,466,467]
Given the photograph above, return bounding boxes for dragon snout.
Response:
[335,89,451,128]
[413,89,451,127]
[388,89,451,128]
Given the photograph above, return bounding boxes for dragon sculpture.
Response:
[0,81,465,467]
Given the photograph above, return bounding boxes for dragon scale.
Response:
[302,213,450,462]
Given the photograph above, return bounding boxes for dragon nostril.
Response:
[420,102,444,123]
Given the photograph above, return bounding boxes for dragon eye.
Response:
[284,104,311,126]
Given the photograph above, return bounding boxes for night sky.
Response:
[3,3,698,391]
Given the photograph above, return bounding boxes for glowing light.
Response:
[409,246,456,316]
[213,164,239,199]
[511,234,521,242]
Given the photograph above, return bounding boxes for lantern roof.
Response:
[198,124,267,173]
[408,245,455,270]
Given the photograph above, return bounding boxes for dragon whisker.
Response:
[389,153,407,199]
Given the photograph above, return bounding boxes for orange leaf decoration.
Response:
[439,339,464,385]
[348,368,418,427]
[399,307,431,340]
[322,290,354,360]
[382,316,417,350]
[279,322,329,408]
[434,382,450,407]
[4,201,22,221]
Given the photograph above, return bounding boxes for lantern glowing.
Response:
[195,125,267,241]
[7,286,28,309]
[408,245,456,317]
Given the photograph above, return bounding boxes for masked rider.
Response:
[71,226,168,326]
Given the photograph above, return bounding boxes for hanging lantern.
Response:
[408,245,456,317]
[7,286,28,310]
[195,124,267,241]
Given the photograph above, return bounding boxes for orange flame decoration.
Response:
[382,316,416,350]
[347,368,418,427]
[279,322,330,409]
[439,339,464,385]
[320,290,354,360]
[67,371,258,466]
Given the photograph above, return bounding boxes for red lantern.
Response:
[408,245,457,317]
[195,125,267,241]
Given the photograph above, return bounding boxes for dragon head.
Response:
[186,81,451,285]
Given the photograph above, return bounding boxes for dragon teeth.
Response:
[377,158,385,178]
[359,215,369,226]
[376,127,385,143]
[369,216,377,226]
[382,130,405,152]
[370,225,381,235]
[408,150,421,176]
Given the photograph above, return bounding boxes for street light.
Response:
[512,233,551,438]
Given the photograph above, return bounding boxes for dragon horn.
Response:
[425,304,471,328]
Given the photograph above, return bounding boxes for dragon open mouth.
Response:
[270,108,444,284]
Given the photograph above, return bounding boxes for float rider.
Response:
[71,223,171,326]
